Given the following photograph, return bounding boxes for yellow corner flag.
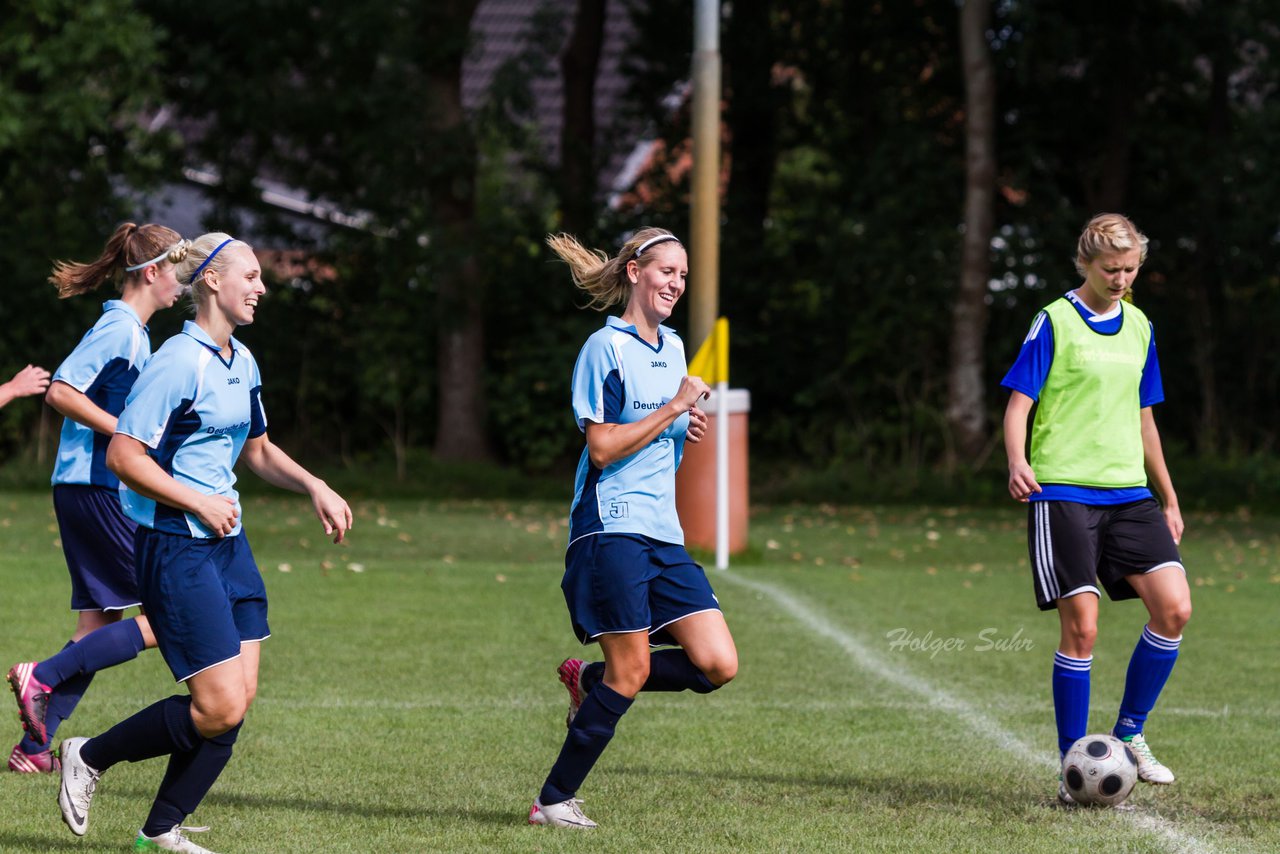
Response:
[687,317,729,385]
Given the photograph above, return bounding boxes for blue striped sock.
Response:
[1113,625,1181,739]
[1052,651,1091,756]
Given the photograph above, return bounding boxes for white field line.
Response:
[720,570,1221,854]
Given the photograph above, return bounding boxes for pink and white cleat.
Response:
[8,742,59,773]
[557,659,587,728]
[7,662,51,745]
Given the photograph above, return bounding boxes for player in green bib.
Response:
[1001,214,1191,804]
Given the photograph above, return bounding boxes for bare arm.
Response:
[1003,390,1041,502]
[1141,406,1183,544]
[46,380,118,435]
[107,433,240,536]
[585,375,710,468]
[239,434,352,543]
[0,365,50,408]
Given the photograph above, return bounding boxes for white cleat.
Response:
[529,796,597,829]
[1057,777,1076,807]
[134,824,220,853]
[1120,732,1175,784]
[58,737,102,837]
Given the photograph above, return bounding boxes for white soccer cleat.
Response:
[58,737,102,836]
[134,824,219,853]
[1120,732,1175,784]
[529,796,597,829]
[1057,776,1076,806]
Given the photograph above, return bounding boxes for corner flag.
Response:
[688,317,729,385]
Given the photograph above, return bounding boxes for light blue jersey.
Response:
[51,301,150,488]
[115,321,267,538]
[569,316,690,546]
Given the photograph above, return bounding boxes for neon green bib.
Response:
[1030,298,1151,488]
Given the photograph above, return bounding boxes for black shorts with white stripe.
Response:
[1026,498,1184,612]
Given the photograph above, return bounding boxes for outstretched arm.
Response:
[0,365,50,408]
[240,434,352,543]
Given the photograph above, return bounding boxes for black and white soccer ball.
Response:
[1062,734,1139,806]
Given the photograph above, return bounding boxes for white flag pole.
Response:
[715,380,729,569]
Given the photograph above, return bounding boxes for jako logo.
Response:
[632,401,663,410]
[651,361,667,368]
[206,421,250,436]
[227,377,241,385]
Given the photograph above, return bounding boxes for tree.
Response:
[946,0,996,467]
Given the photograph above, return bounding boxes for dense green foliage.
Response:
[1,494,1277,851]
[2,1,1279,485]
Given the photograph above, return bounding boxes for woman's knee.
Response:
[1152,598,1191,637]
[603,658,650,697]
[702,650,738,686]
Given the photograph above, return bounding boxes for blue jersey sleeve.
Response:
[116,348,197,450]
[571,334,623,431]
[53,316,143,394]
[1139,322,1164,407]
[1000,311,1053,400]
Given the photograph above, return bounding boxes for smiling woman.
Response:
[527,229,737,830]
[53,232,352,853]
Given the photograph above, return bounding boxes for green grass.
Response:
[0,494,1277,852]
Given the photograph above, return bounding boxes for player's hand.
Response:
[1008,461,1041,503]
[5,365,50,398]
[1163,504,1184,545]
[686,405,708,444]
[194,495,239,537]
[672,375,711,411]
[310,481,352,544]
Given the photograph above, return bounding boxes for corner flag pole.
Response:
[689,317,730,568]
[713,319,729,569]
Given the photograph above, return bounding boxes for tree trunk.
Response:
[724,0,778,254]
[946,0,996,467]
[424,1,490,462]
[559,0,605,235]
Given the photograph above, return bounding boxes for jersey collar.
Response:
[102,299,145,330]
[606,315,675,352]
[180,320,244,363]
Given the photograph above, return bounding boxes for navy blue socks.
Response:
[141,722,242,837]
[27,620,146,749]
[642,649,718,693]
[540,683,633,805]
[1052,651,1091,756]
[81,695,202,772]
[580,650,718,696]
[1113,625,1181,739]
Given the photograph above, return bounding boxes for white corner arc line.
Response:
[720,571,1220,854]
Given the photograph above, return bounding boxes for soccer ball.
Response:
[1061,734,1139,806]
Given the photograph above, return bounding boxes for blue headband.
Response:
[188,238,236,285]
[634,234,681,257]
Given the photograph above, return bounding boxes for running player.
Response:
[1001,213,1191,804]
[529,228,738,829]
[56,232,352,853]
[7,223,184,774]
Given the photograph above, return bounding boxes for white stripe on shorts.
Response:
[1033,502,1059,602]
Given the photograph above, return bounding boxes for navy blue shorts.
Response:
[562,533,721,645]
[53,484,140,611]
[135,528,270,682]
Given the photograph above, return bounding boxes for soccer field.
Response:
[1,493,1276,853]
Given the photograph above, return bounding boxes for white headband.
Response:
[633,234,681,257]
[124,243,179,272]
